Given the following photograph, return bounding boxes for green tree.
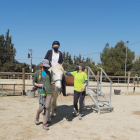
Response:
[0,35,4,68]
[68,54,73,64]
[131,60,140,76]
[62,51,66,63]
[2,29,16,71]
[100,41,135,75]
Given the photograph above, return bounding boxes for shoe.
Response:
[62,91,67,96]
[42,124,49,130]
[78,114,82,120]
[34,115,40,125]
[72,109,79,116]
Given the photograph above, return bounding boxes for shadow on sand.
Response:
[46,104,95,126]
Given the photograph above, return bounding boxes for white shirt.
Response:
[52,50,59,63]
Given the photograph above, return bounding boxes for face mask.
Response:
[43,66,47,70]
[75,66,79,70]
[53,47,58,52]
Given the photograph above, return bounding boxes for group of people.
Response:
[33,41,88,130]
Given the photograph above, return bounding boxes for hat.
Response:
[41,59,50,67]
[52,41,60,46]
[77,63,85,69]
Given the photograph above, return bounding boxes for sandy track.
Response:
[0,93,140,140]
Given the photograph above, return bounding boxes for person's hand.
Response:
[81,85,85,92]
[51,82,55,86]
[38,84,43,88]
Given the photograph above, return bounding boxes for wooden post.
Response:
[133,78,136,93]
[22,68,26,95]
[127,71,131,94]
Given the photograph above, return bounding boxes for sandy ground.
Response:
[0,92,140,140]
[0,79,140,140]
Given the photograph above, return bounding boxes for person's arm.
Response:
[32,71,42,88]
[65,71,72,76]
[65,71,77,76]
[81,73,88,91]
[59,52,63,64]
[44,50,51,59]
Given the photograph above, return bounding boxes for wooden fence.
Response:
[0,69,139,94]
[0,70,138,83]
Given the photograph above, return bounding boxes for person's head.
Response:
[39,59,50,81]
[52,41,60,52]
[77,63,85,71]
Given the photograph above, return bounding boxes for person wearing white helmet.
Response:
[44,41,66,96]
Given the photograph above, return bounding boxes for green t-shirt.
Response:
[70,71,87,92]
[33,70,52,96]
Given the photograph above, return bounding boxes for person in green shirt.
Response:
[65,63,88,120]
[33,59,53,130]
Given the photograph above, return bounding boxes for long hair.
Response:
[39,63,43,81]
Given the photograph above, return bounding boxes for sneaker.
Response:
[78,114,82,120]
[42,124,49,130]
[34,115,40,125]
[72,109,79,116]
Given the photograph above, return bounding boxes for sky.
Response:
[0,0,140,66]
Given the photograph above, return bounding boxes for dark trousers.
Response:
[74,90,85,114]
[61,74,66,96]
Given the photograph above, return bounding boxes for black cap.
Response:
[78,63,85,69]
[52,41,60,46]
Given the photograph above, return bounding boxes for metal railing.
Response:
[98,67,113,103]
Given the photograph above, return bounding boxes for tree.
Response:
[73,55,76,64]
[1,29,16,72]
[100,41,135,75]
[66,52,69,64]
[68,55,73,64]
[131,60,140,76]
[0,35,4,68]
[62,51,66,63]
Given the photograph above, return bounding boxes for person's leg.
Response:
[43,94,52,125]
[62,74,66,96]
[35,97,45,124]
[79,91,86,114]
[74,90,80,112]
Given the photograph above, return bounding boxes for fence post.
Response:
[127,71,131,94]
[22,68,26,95]
[133,78,135,93]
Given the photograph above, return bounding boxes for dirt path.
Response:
[0,94,140,140]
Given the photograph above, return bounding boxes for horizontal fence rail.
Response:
[0,72,139,83]
[0,72,34,80]
[0,69,139,95]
